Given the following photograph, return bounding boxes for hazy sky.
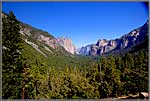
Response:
[2,2,148,48]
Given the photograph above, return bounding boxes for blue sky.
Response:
[2,2,148,48]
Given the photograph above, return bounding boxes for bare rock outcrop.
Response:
[57,37,76,54]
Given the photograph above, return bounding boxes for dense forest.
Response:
[2,11,149,99]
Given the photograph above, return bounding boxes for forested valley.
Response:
[2,11,149,99]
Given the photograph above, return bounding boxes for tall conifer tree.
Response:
[2,11,24,98]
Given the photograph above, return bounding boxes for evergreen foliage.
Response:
[2,11,24,98]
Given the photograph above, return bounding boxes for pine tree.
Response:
[2,11,24,98]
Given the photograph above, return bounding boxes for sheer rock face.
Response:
[77,21,148,56]
[57,37,76,54]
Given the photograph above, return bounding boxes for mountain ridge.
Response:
[77,20,149,56]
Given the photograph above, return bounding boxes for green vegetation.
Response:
[2,11,25,98]
[17,49,149,99]
[2,11,148,99]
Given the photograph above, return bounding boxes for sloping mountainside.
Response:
[77,21,149,56]
[2,12,94,70]
[3,12,78,57]
[20,20,77,56]
[2,11,76,57]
